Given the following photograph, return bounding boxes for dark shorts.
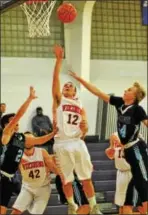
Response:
[55,175,88,206]
[124,140,148,203]
[0,172,21,207]
[0,174,14,207]
[11,175,21,195]
[124,178,142,206]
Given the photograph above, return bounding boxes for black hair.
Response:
[0,103,6,106]
[36,107,43,111]
[1,113,15,129]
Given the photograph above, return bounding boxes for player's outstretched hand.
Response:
[68,70,78,79]
[29,86,38,100]
[54,45,64,59]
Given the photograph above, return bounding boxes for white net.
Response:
[21,0,56,38]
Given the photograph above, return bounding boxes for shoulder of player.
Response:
[110,95,124,106]
[41,148,49,158]
[133,104,146,114]
[41,149,55,165]
[62,96,82,108]
[134,104,144,109]
[10,132,25,142]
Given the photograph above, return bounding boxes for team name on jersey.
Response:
[22,161,44,170]
[62,105,81,114]
[118,115,131,124]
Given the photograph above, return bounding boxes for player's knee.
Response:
[62,182,73,198]
[11,208,22,214]
[63,181,73,188]
[81,179,91,184]
[81,179,93,188]
[81,179,95,198]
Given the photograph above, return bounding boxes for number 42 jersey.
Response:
[20,147,50,188]
[55,97,83,140]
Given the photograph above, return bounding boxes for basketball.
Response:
[57,3,77,23]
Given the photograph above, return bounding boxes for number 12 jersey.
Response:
[55,97,83,140]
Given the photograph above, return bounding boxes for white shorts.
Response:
[115,169,132,206]
[53,138,93,183]
[13,183,51,214]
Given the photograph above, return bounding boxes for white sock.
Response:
[67,197,78,210]
[88,196,97,209]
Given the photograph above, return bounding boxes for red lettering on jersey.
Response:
[22,161,44,170]
[21,158,28,164]
[63,105,81,114]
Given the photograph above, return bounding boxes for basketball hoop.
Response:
[21,0,56,38]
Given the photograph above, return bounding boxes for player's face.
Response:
[123,86,137,102]
[0,104,6,113]
[24,133,34,153]
[24,147,34,154]
[62,82,76,98]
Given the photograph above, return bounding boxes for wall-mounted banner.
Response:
[141,0,148,25]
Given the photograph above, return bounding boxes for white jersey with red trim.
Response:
[55,96,83,141]
[20,148,50,188]
[114,147,131,171]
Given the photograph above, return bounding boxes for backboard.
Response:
[0,0,26,13]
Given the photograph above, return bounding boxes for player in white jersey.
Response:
[51,45,102,215]
[105,132,144,214]
[11,132,65,215]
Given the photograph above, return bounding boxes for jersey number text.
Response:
[29,169,40,179]
[119,125,126,138]
[15,149,23,163]
[118,149,125,158]
[67,114,79,125]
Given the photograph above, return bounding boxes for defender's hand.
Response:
[68,70,79,80]
[54,45,64,59]
[68,71,78,79]
[29,86,38,100]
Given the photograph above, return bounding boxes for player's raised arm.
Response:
[52,45,64,107]
[24,127,58,148]
[69,71,110,103]
[2,87,37,145]
[42,149,65,184]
